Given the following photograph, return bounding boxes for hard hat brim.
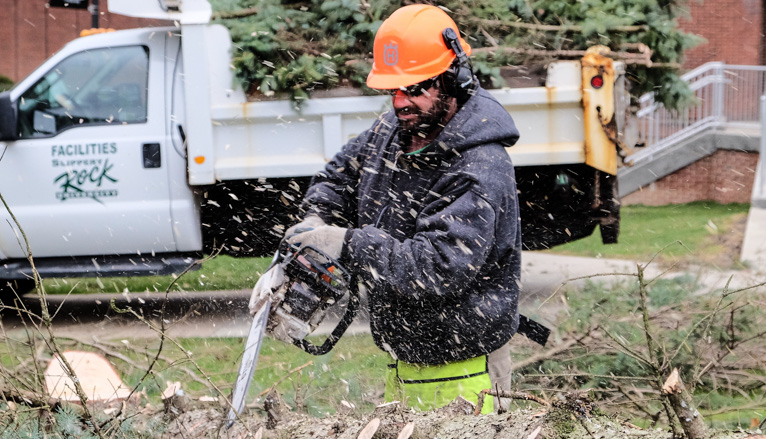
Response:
[366,70,440,90]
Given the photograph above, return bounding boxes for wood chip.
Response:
[357,418,380,439]
[397,422,414,439]
[527,425,542,439]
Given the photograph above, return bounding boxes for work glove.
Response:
[284,215,325,239]
[248,264,286,316]
[285,225,348,261]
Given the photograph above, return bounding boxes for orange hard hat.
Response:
[366,4,472,90]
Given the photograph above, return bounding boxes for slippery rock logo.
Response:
[51,143,119,203]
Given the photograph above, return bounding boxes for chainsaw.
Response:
[226,241,359,428]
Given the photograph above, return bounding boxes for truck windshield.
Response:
[17,45,149,138]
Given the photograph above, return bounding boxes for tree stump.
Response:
[662,368,708,439]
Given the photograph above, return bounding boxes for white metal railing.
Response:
[754,96,766,207]
[632,63,766,165]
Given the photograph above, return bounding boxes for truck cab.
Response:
[0,27,201,292]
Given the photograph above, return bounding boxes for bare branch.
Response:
[475,389,549,415]
[0,191,106,438]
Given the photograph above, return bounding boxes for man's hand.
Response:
[285,225,348,260]
[249,264,286,315]
[284,215,325,239]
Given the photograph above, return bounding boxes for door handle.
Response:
[142,143,161,168]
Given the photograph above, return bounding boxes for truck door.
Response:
[0,37,175,259]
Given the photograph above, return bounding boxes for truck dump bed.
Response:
[209,63,585,181]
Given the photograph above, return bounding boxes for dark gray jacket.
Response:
[303,86,521,364]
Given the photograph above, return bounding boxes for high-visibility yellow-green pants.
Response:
[384,356,494,414]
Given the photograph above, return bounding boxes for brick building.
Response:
[681,0,765,68]
[622,0,765,206]
[0,0,166,83]
[621,150,760,205]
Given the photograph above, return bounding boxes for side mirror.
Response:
[0,91,18,141]
[33,110,56,135]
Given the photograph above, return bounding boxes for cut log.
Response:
[44,351,131,402]
[662,368,708,439]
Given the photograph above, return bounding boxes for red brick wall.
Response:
[680,0,764,68]
[0,0,169,83]
[622,150,759,206]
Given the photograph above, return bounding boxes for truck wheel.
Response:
[0,279,34,301]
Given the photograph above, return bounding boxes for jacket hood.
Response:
[432,86,520,155]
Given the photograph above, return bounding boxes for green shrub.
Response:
[0,74,13,92]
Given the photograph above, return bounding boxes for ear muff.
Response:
[441,27,475,98]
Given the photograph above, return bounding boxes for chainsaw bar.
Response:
[226,298,271,428]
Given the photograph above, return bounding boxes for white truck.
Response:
[0,0,625,296]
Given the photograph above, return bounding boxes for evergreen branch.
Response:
[524,373,654,381]
[600,326,653,369]
[467,17,649,33]
[213,7,260,20]
[475,389,549,414]
[616,385,660,418]
[513,335,583,371]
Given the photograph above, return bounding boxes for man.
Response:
[254,4,521,413]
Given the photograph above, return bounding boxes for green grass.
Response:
[545,201,750,265]
[7,273,765,428]
[43,255,273,294]
[116,334,388,417]
[521,273,766,431]
[0,333,388,417]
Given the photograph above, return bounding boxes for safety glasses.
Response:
[388,77,439,97]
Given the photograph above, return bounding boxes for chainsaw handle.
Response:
[292,285,360,356]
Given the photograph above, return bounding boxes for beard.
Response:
[396,95,452,147]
